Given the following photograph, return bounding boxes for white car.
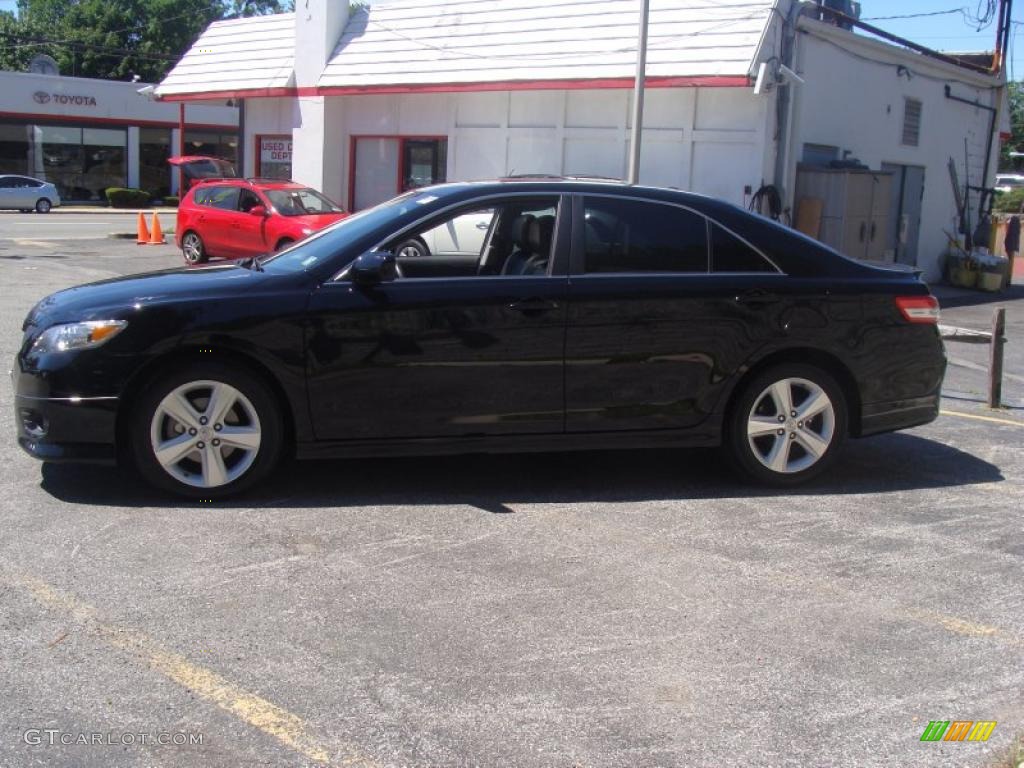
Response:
[0,175,61,213]
[393,210,494,258]
[995,174,1024,194]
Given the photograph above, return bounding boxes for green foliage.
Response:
[105,187,151,208]
[0,0,294,82]
[1001,81,1024,172]
[161,195,179,207]
[993,187,1024,212]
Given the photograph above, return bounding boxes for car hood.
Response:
[23,263,268,330]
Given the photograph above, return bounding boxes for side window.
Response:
[19,177,43,188]
[196,186,239,211]
[238,189,262,213]
[387,197,559,279]
[583,197,708,273]
[0,178,15,189]
[711,223,777,273]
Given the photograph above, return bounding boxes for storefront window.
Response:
[0,124,31,176]
[140,128,172,199]
[185,130,238,166]
[257,135,292,180]
[29,124,126,201]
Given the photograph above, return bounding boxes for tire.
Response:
[726,363,848,487]
[130,362,284,498]
[394,238,429,259]
[275,238,294,252]
[181,231,208,265]
[35,198,52,213]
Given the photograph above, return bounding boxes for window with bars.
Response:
[902,98,923,147]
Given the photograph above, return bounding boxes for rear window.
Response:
[583,197,708,273]
[711,223,777,273]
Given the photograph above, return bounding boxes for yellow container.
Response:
[978,271,1003,292]
[950,266,978,288]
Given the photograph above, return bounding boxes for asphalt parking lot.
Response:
[0,220,1022,768]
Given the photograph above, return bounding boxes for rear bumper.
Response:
[859,394,941,437]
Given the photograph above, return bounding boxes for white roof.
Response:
[320,0,775,89]
[156,13,295,97]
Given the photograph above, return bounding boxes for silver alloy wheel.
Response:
[398,244,423,259]
[182,233,203,264]
[149,380,262,489]
[746,377,835,475]
[36,198,51,213]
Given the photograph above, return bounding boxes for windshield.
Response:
[265,188,344,216]
[259,189,445,274]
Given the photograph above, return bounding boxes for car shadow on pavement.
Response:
[39,431,1003,510]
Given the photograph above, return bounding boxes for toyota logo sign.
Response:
[32,91,51,105]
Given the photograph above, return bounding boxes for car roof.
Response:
[193,178,309,190]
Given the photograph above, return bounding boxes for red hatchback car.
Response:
[176,178,347,264]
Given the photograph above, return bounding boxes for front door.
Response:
[882,163,925,266]
[305,195,569,440]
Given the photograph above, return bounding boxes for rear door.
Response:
[193,185,241,257]
[564,193,784,434]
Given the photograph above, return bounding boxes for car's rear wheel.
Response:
[275,238,294,252]
[35,198,52,213]
[727,363,847,487]
[131,363,283,498]
[394,238,429,259]
[181,231,207,265]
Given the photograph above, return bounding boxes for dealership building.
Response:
[0,70,237,201]
[154,0,1006,280]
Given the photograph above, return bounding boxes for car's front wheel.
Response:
[131,363,283,498]
[35,198,52,213]
[727,363,847,487]
[181,231,207,265]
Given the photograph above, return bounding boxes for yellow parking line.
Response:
[941,409,1024,427]
[8,572,377,768]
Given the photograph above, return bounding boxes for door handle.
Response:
[859,222,867,242]
[870,221,877,242]
[508,298,559,315]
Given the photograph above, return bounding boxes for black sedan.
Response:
[13,180,945,497]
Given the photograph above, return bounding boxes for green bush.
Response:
[161,195,179,207]
[105,188,151,209]
[994,187,1024,213]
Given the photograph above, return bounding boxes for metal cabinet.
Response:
[795,166,894,262]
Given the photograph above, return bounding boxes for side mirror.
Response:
[249,205,267,217]
[348,251,399,286]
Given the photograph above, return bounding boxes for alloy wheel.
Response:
[746,377,835,475]
[149,380,262,489]
[182,234,203,264]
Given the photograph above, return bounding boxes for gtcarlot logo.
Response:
[23,729,204,746]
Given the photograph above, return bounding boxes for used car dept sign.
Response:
[261,139,292,163]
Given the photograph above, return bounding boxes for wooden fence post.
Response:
[988,307,1006,409]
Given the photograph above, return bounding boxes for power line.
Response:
[0,31,179,60]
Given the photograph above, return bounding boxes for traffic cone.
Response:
[147,212,166,245]
[136,211,150,244]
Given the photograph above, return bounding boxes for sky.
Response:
[0,0,1021,80]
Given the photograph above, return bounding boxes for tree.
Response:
[1000,81,1024,171]
[0,0,293,82]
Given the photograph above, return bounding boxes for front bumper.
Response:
[13,366,119,464]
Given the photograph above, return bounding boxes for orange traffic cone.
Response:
[147,212,166,245]
[136,211,150,244]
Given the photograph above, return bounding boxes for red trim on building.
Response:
[157,75,751,102]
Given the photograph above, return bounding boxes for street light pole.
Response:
[627,0,650,185]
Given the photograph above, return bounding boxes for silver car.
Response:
[0,175,61,213]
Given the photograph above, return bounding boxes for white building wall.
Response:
[789,24,1003,280]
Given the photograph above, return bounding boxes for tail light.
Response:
[895,295,940,324]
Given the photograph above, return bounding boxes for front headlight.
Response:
[32,320,127,353]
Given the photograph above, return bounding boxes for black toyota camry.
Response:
[13,180,945,497]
